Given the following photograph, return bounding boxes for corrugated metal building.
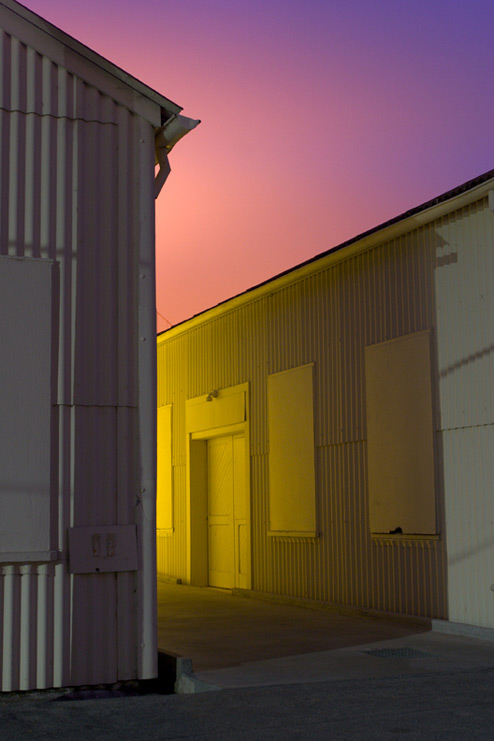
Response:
[157,169,494,635]
[0,0,193,691]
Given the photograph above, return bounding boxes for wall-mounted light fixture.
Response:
[206,390,219,402]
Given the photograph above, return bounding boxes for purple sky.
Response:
[23,0,494,327]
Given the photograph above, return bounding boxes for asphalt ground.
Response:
[1,668,494,739]
[2,583,494,739]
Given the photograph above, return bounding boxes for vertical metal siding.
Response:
[441,427,494,629]
[435,202,494,428]
[156,464,187,578]
[435,200,494,628]
[134,115,158,681]
[0,21,154,690]
[157,215,447,619]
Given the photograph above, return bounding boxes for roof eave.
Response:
[0,0,182,124]
[158,168,494,342]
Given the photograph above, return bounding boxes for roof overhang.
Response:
[0,0,182,126]
[158,169,494,342]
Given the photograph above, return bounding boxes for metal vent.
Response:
[362,647,435,659]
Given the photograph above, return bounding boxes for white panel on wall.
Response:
[434,200,494,629]
[0,256,56,560]
[435,203,494,430]
[442,426,494,629]
[365,331,436,535]
[267,364,317,537]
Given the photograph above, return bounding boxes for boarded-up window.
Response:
[157,404,173,530]
[0,257,56,560]
[365,331,436,535]
[268,364,316,537]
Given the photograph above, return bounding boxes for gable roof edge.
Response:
[0,0,182,124]
[158,169,494,343]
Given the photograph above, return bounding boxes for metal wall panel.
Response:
[157,210,448,619]
[435,202,494,429]
[434,200,494,628]
[1,564,59,691]
[441,427,494,629]
[0,17,156,690]
[73,118,119,407]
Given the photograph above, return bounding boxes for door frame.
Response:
[185,384,251,589]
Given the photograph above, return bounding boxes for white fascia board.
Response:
[158,176,494,342]
[0,0,182,125]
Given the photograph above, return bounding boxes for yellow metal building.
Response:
[157,170,494,631]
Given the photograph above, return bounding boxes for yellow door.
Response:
[233,435,248,589]
[207,435,247,589]
[208,436,235,588]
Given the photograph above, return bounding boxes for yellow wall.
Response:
[157,405,173,531]
[153,200,494,618]
[267,364,316,536]
[365,331,436,535]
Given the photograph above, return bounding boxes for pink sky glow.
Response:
[22,0,494,329]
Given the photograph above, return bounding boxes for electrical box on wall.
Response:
[68,525,138,574]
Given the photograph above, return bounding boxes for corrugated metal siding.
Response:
[0,22,154,690]
[156,465,187,578]
[1,564,59,691]
[441,427,494,628]
[434,200,494,628]
[435,201,494,428]
[157,214,449,619]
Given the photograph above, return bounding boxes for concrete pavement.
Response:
[156,582,494,692]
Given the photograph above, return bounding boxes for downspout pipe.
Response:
[154,114,201,198]
[137,110,199,679]
[136,110,199,678]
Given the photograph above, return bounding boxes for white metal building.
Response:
[0,0,194,691]
[157,169,494,636]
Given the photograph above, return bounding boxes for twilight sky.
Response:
[23,0,494,329]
